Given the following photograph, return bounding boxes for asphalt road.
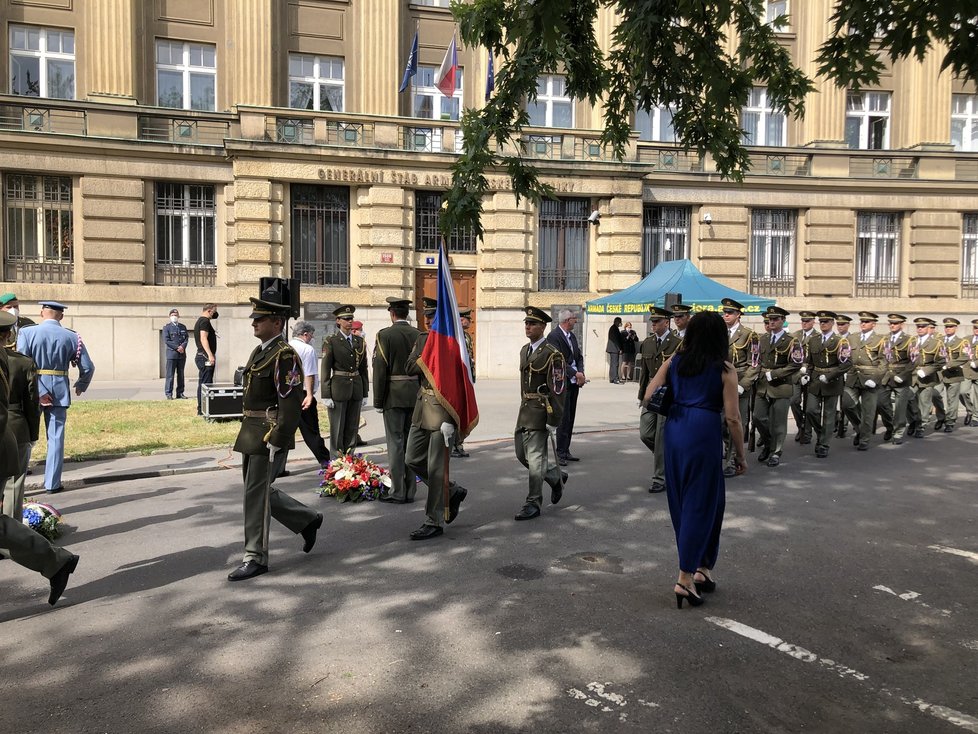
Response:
[2,425,977,733]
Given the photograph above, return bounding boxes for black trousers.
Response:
[556,382,580,456]
[297,396,330,466]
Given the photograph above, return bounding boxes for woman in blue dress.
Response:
[644,311,746,608]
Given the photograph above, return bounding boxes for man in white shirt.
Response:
[282,321,329,472]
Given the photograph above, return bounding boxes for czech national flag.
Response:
[419,243,479,439]
[435,36,458,98]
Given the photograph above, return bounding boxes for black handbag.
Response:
[648,383,673,416]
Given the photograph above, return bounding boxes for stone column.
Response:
[85,0,137,98]
[228,0,275,107]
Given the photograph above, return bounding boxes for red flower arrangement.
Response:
[319,453,391,502]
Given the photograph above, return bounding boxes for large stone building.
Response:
[0,0,976,379]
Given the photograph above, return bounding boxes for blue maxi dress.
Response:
[663,356,726,573]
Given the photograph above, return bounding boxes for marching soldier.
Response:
[833,314,853,438]
[754,306,802,467]
[936,318,968,433]
[321,305,369,456]
[721,298,759,476]
[879,314,915,444]
[960,318,978,426]
[910,317,945,437]
[637,306,680,493]
[841,312,886,451]
[802,311,851,458]
[228,297,323,581]
[374,297,422,504]
[790,311,818,444]
[2,325,40,520]
[514,306,567,521]
[403,297,467,540]
[451,307,475,458]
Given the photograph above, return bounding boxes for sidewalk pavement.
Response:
[27,376,644,496]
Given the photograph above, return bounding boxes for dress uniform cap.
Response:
[720,298,744,313]
[942,317,960,327]
[333,304,356,319]
[766,306,789,318]
[835,313,852,323]
[0,310,16,328]
[816,310,836,321]
[385,296,411,309]
[887,313,907,324]
[649,306,672,320]
[523,306,551,324]
[422,296,437,316]
[858,311,879,322]
[39,300,67,312]
[798,310,816,320]
[671,303,693,315]
[972,318,978,327]
[912,317,931,327]
[248,297,290,320]
[458,307,472,318]
[0,292,17,305]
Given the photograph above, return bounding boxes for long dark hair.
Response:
[676,311,729,377]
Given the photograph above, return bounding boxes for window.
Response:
[952,94,978,152]
[764,1,789,27]
[538,198,589,290]
[155,183,216,286]
[963,213,978,296]
[291,184,349,286]
[527,75,573,128]
[415,191,476,253]
[412,65,462,121]
[855,212,900,296]
[415,0,451,5]
[288,54,344,112]
[156,40,216,111]
[750,209,796,295]
[845,91,890,150]
[3,173,73,282]
[635,105,676,142]
[642,206,689,275]
[741,88,786,146]
[9,25,75,99]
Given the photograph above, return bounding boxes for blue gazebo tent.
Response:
[584,259,776,316]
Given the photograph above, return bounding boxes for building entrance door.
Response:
[414,269,477,361]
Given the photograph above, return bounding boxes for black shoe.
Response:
[934,419,945,431]
[766,454,781,467]
[46,486,64,494]
[852,435,860,447]
[648,482,666,493]
[723,465,736,478]
[355,434,367,447]
[379,494,409,504]
[276,470,291,478]
[837,428,847,439]
[548,472,568,504]
[965,414,973,426]
[794,432,802,442]
[913,430,925,439]
[563,454,580,462]
[410,524,443,540]
[48,555,79,605]
[798,437,811,445]
[857,443,869,451]
[944,424,954,433]
[556,455,568,466]
[176,395,188,399]
[515,504,541,521]
[166,395,174,400]
[675,582,704,608]
[301,513,323,553]
[815,447,828,458]
[451,447,469,458]
[757,448,771,463]
[446,486,467,524]
[893,437,905,445]
[228,560,268,581]
[883,429,893,441]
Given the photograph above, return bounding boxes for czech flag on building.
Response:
[419,243,479,439]
[435,35,458,98]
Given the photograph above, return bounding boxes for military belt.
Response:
[390,375,418,382]
[38,369,68,376]
[8,402,21,410]
[333,370,359,377]
[522,392,545,400]
[243,408,278,419]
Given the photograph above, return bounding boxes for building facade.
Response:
[0,0,976,379]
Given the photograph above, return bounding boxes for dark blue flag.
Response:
[485,53,495,102]
[399,30,419,93]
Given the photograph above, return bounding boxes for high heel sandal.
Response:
[675,583,704,608]
[693,571,716,594]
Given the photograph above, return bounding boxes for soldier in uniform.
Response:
[228,297,323,581]
[841,312,886,451]
[514,306,567,521]
[960,318,978,426]
[878,314,914,444]
[671,303,692,339]
[910,317,946,437]
[936,318,968,433]
[17,301,95,494]
[0,292,36,335]
[321,305,369,456]
[451,307,475,458]
[0,311,79,605]
[790,311,818,444]
[2,325,40,520]
[374,297,422,504]
[753,306,802,467]
[403,297,468,540]
[833,314,853,438]
[637,306,680,493]
[802,311,851,458]
[721,298,759,477]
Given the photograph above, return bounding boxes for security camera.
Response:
[702,212,712,224]
[587,210,601,224]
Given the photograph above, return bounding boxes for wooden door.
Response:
[414,269,477,359]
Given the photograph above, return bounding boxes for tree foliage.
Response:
[441,0,978,239]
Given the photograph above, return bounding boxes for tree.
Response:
[442,0,978,238]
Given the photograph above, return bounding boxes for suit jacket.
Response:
[961,335,978,380]
[756,331,802,399]
[728,324,760,389]
[4,346,40,445]
[546,326,583,383]
[321,332,369,402]
[845,332,886,388]
[233,336,303,455]
[516,341,566,430]
[606,325,624,354]
[163,321,189,360]
[910,335,945,387]
[373,320,421,410]
[940,334,969,384]
[405,332,454,430]
[881,332,914,386]
[806,333,852,397]
[16,319,95,407]
[637,331,680,401]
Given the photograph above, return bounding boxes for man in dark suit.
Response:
[606,317,625,383]
[546,309,586,465]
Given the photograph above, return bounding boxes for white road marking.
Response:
[707,617,978,732]
[566,682,657,723]
[873,585,951,616]
[929,545,978,563]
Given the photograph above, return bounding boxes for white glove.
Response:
[637,400,644,408]
[440,422,455,446]
[864,379,876,389]
[547,424,557,438]
[971,361,977,369]
[818,374,828,384]
[916,369,926,379]
[800,375,811,386]
[765,370,773,382]
[799,365,808,375]
[266,443,280,461]
[894,375,904,385]
[324,398,335,409]
[375,408,384,414]
[362,398,368,408]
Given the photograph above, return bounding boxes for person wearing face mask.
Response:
[162,308,189,400]
[194,303,219,416]
[0,293,36,335]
